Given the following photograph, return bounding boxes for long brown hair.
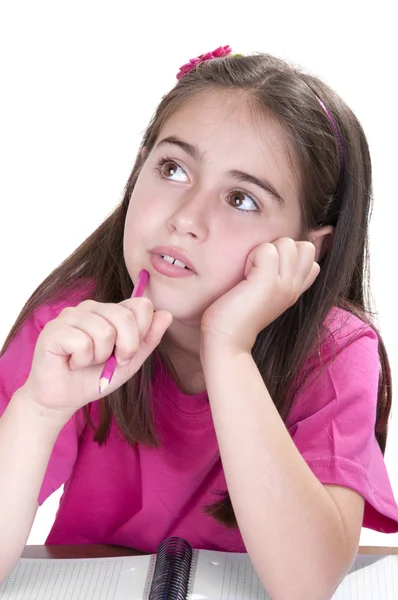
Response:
[1,53,391,527]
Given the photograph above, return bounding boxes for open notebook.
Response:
[0,537,396,599]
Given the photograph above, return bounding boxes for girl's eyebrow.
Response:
[155,136,202,161]
[227,170,284,208]
[155,135,285,208]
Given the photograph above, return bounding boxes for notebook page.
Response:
[188,551,271,600]
[0,555,154,600]
[332,555,397,599]
[189,551,398,599]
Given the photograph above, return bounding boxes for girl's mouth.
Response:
[160,254,190,269]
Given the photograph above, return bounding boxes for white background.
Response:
[0,1,397,547]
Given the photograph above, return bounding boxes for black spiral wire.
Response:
[148,537,193,600]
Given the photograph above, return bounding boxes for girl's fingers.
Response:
[59,299,153,367]
[273,238,297,282]
[298,261,321,296]
[294,241,318,293]
[122,310,173,372]
[44,320,96,370]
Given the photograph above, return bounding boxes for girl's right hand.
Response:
[20,298,173,420]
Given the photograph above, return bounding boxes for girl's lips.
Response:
[149,245,197,273]
[150,253,196,278]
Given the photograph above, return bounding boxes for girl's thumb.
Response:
[139,310,173,354]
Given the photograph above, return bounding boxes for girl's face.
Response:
[123,91,303,325]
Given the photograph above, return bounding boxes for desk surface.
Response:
[21,545,398,559]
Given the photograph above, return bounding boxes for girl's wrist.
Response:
[200,331,251,367]
[10,387,73,434]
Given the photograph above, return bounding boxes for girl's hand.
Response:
[201,238,320,354]
[21,298,172,420]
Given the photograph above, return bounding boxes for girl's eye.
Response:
[156,159,188,182]
[229,190,259,212]
[155,159,259,213]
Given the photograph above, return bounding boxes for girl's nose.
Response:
[166,192,210,240]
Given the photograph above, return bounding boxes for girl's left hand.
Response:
[201,238,320,353]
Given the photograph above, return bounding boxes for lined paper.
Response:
[221,555,271,599]
[333,555,398,599]
[190,551,398,599]
[0,551,396,599]
[0,556,152,600]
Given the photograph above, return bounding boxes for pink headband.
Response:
[176,45,233,80]
[314,96,344,169]
[176,46,344,171]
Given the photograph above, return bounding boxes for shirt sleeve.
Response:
[0,300,87,506]
[286,317,398,533]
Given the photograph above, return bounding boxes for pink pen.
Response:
[98,269,149,394]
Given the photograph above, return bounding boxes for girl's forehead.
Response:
[160,92,281,144]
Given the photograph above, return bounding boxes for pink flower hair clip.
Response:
[176,45,233,80]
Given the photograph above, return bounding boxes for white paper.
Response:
[0,555,152,600]
[189,551,398,599]
[0,551,396,599]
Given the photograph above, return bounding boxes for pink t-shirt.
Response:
[0,291,397,553]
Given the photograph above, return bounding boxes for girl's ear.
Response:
[141,146,148,158]
[309,225,335,262]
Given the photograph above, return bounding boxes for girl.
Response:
[0,46,397,599]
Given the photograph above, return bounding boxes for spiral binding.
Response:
[148,537,193,600]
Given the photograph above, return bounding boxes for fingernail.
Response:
[118,359,131,367]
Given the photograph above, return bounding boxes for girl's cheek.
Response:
[215,247,248,285]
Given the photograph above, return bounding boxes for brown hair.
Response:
[1,53,391,527]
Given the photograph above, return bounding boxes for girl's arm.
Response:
[0,388,66,583]
[202,343,364,600]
